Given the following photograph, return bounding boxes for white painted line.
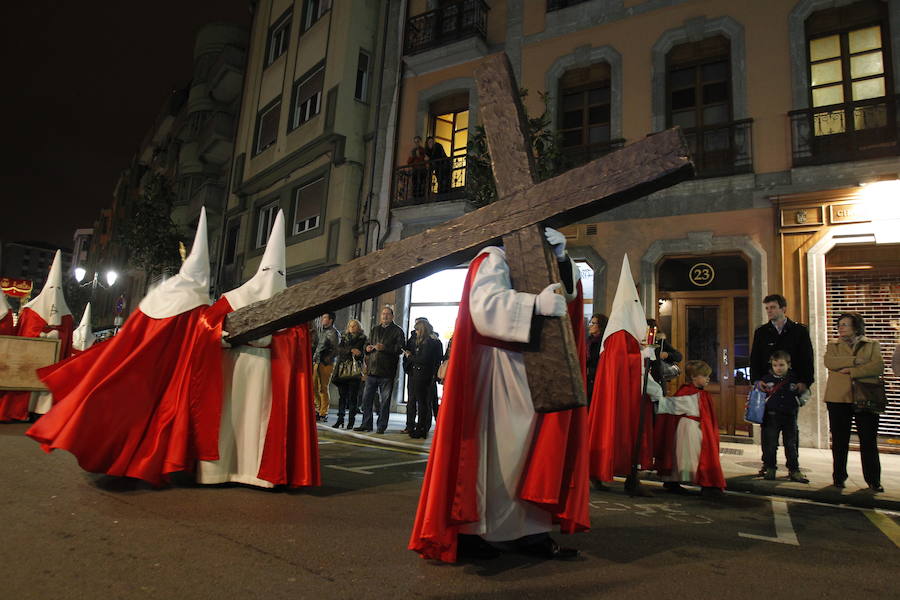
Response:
[739,499,800,545]
[325,458,429,476]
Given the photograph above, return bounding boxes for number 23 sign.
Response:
[689,262,715,287]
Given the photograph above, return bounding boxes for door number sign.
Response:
[689,262,715,287]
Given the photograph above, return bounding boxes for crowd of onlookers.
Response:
[312,291,895,493]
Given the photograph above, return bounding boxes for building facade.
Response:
[377,0,900,446]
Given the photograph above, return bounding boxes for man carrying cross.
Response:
[408,228,589,562]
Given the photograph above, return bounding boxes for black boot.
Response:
[346,415,356,430]
[625,474,654,497]
[332,417,344,429]
[457,534,500,560]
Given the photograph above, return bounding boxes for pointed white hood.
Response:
[24,250,71,326]
[0,291,10,321]
[72,302,96,351]
[139,207,212,319]
[224,210,286,310]
[601,254,647,353]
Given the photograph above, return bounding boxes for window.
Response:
[355,50,371,102]
[806,1,890,137]
[266,11,291,67]
[256,202,279,248]
[223,221,240,265]
[292,178,325,235]
[291,67,324,129]
[431,106,469,191]
[303,0,330,31]
[558,63,612,165]
[666,36,731,131]
[254,99,281,154]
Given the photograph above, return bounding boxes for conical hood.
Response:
[24,249,71,325]
[601,254,647,352]
[139,207,211,319]
[224,210,286,310]
[72,302,96,351]
[0,290,9,321]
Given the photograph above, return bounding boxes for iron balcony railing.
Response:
[680,119,753,178]
[393,155,470,207]
[404,0,489,56]
[789,94,899,167]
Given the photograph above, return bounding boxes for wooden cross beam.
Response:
[225,54,693,409]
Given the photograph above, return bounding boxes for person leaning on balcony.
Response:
[425,136,451,195]
[823,312,884,493]
[407,136,427,199]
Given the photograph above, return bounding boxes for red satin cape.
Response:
[0,311,14,335]
[586,329,653,482]
[408,253,590,563]
[0,309,73,421]
[26,302,228,485]
[653,384,726,489]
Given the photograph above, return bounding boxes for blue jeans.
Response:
[359,375,394,432]
[761,411,800,471]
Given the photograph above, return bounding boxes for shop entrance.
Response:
[657,255,752,437]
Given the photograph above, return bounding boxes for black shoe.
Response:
[833,479,846,489]
[625,475,654,497]
[516,535,579,560]
[869,484,884,493]
[331,419,344,429]
[375,429,386,434]
[457,534,500,560]
[663,482,689,495]
[592,480,610,492]
[400,428,411,434]
[353,426,372,432]
[346,419,355,430]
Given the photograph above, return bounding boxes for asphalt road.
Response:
[2,423,898,600]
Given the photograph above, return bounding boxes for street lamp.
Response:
[74,268,119,295]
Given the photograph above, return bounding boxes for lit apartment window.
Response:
[355,50,371,102]
[291,67,325,129]
[303,0,331,31]
[292,178,325,235]
[559,62,612,165]
[807,3,890,136]
[254,99,281,155]
[266,11,291,67]
[431,106,469,191]
[256,202,279,248]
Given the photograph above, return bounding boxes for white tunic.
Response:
[459,247,578,541]
[655,393,703,483]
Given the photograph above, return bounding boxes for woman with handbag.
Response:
[647,319,683,388]
[331,319,367,429]
[823,312,885,492]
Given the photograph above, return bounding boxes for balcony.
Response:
[393,156,470,208]
[197,112,235,166]
[208,45,246,104]
[560,139,626,169]
[189,179,226,216]
[404,0,489,56]
[789,95,899,168]
[681,119,753,178]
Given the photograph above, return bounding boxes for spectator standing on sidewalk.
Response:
[331,319,367,429]
[354,306,405,434]
[313,312,340,422]
[586,314,607,402]
[758,351,810,483]
[403,319,443,439]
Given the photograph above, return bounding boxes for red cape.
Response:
[26,301,227,485]
[0,308,73,422]
[586,329,653,481]
[408,253,589,563]
[0,311,14,335]
[653,384,726,489]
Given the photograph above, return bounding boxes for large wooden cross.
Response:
[225,53,693,411]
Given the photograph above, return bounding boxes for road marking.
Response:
[739,499,799,545]
[864,510,900,549]
[589,499,713,524]
[325,458,430,475]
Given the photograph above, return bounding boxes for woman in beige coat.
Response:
[823,312,884,492]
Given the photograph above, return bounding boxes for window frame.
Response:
[291,177,325,236]
[255,201,280,249]
[354,49,371,103]
[303,0,331,32]
[253,97,281,156]
[265,9,292,68]
[664,36,733,132]
[289,65,325,131]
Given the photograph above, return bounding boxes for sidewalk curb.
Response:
[316,423,429,453]
[724,478,900,512]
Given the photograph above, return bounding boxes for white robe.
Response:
[459,247,578,541]
[197,338,274,488]
[654,392,703,483]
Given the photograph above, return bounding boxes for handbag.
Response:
[852,379,888,413]
[659,361,680,382]
[436,359,449,382]
[744,388,767,424]
[332,357,363,383]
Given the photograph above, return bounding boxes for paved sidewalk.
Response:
[317,409,900,511]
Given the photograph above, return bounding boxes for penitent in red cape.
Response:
[653,383,726,489]
[408,252,590,563]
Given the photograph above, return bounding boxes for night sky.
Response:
[1,1,252,250]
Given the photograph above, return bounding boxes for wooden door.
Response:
[671,296,750,436]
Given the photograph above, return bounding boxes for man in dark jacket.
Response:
[749,294,815,390]
[354,306,405,434]
[313,312,340,422]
